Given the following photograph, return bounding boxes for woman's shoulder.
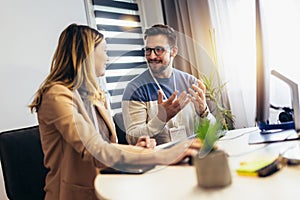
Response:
[47,84,72,94]
[43,84,74,101]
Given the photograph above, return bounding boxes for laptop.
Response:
[155,134,197,150]
[100,164,155,174]
[248,128,300,144]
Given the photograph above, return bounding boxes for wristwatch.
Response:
[199,106,209,118]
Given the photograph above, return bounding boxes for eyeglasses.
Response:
[143,46,171,56]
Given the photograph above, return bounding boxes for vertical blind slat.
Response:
[92,0,138,11]
[97,25,142,33]
[94,11,140,22]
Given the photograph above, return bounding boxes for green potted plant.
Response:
[201,73,235,130]
[193,118,232,188]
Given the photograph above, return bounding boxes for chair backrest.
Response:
[113,112,128,145]
[0,125,48,200]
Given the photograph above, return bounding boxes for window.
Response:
[85,0,147,114]
[209,0,300,127]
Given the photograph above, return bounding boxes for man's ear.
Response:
[170,46,178,57]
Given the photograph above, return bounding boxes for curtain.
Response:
[163,0,257,128]
[162,0,233,128]
[208,0,256,128]
[162,0,216,77]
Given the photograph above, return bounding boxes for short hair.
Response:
[144,24,177,46]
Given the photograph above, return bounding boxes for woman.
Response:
[29,24,200,200]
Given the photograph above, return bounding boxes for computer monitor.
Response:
[248,0,300,144]
[255,0,298,132]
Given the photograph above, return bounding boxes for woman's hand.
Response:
[168,138,202,165]
[135,136,156,149]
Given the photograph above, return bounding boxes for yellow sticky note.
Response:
[236,158,276,177]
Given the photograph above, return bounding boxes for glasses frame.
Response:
[143,46,173,56]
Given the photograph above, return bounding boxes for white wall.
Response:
[0,0,87,132]
[0,0,87,199]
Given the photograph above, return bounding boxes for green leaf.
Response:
[196,118,222,152]
[196,118,210,140]
[200,72,235,130]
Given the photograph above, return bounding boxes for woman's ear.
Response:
[170,46,178,57]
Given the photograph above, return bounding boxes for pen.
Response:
[257,157,284,177]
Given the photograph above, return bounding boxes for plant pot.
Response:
[193,150,232,188]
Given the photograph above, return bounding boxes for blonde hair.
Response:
[29,24,105,112]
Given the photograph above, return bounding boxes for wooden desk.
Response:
[94,128,300,200]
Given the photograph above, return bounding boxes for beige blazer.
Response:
[38,84,186,200]
[38,84,117,200]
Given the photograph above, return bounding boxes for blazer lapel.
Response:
[74,90,117,143]
[73,90,95,127]
[94,102,117,143]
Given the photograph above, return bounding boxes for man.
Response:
[122,24,215,145]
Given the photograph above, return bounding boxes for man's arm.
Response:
[122,100,167,145]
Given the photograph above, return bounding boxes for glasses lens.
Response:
[154,47,165,56]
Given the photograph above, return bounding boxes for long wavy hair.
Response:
[29,24,105,112]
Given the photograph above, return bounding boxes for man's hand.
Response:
[157,90,190,122]
[188,79,208,117]
[135,136,156,149]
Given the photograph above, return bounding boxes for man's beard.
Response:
[148,58,169,75]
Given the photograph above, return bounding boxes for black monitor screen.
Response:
[255,0,270,127]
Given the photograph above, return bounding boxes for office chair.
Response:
[113,112,128,145]
[0,125,48,200]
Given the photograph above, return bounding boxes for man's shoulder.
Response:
[126,69,151,87]
[174,68,197,80]
[132,69,151,80]
[122,69,156,101]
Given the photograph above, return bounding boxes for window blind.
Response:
[91,0,147,114]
